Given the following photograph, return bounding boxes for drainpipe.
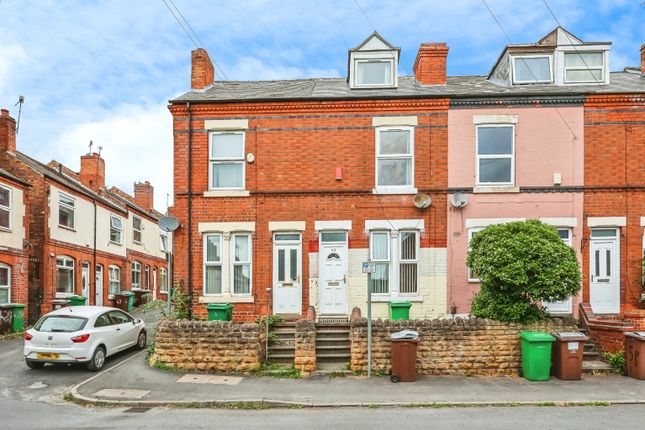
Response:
[93,199,97,304]
[187,102,193,319]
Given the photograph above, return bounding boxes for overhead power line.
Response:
[353,0,377,32]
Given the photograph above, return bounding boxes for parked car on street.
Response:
[23,306,146,371]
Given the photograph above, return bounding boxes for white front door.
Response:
[273,233,302,315]
[319,242,348,315]
[95,265,103,306]
[81,262,91,302]
[590,230,620,314]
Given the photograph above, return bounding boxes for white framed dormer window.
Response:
[375,127,415,194]
[131,261,141,290]
[564,52,604,83]
[110,215,123,245]
[476,125,515,186]
[467,228,484,282]
[56,256,74,294]
[209,132,245,190]
[354,59,395,87]
[108,265,121,295]
[0,185,11,230]
[231,233,252,295]
[399,231,419,294]
[0,263,10,304]
[512,55,552,84]
[132,216,142,244]
[369,231,390,294]
[58,193,75,229]
[204,234,222,295]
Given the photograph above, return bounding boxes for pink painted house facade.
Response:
[447,104,584,317]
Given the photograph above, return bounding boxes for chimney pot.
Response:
[191,48,215,90]
[413,43,449,85]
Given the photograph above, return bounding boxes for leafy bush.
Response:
[603,350,626,375]
[467,220,581,323]
[171,287,190,320]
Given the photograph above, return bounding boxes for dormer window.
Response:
[564,52,604,83]
[348,32,400,89]
[512,55,552,84]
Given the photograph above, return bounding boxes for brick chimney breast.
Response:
[191,48,215,90]
[641,43,645,75]
[413,43,449,85]
[134,181,154,211]
[0,108,17,154]
[79,153,105,191]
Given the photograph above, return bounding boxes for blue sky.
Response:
[1,0,643,210]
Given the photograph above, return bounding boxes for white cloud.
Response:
[0,42,29,93]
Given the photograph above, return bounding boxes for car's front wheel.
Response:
[87,346,106,372]
[137,331,147,350]
[25,360,45,369]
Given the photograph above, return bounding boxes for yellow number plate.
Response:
[36,353,60,360]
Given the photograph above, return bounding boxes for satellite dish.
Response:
[450,193,468,208]
[412,193,432,209]
[159,216,180,232]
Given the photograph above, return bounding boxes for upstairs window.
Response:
[0,185,10,230]
[476,125,515,186]
[110,215,123,244]
[512,56,552,84]
[376,127,414,192]
[209,132,245,189]
[564,52,604,83]
[58,193,75,229]
[355,59,394,87]
[132,216,142,244]
[160,234,168,253]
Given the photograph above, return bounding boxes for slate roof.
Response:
[170,72,645,104]
[0,167,31,187]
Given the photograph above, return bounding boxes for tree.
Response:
[467,220,581,323]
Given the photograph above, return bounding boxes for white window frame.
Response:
[354,58,395,88]
[203,234,223,295]
[467,228,484,282]
[58,192,75,229]
[563,51,604,84]
[160,234,168,253]
[110,215,124,245]
[369,231,391,295]
[56,255,75,294]
[511,55,553,84]
[0,185,11,230]
[375,126,415,194]
[108,265,121,295]
[208,131,245,190]
[131,261,141,290]
[476,124,515,187]
[132,216,142,244]
[0,263,10,304]
[231,233,252,296]
[160,268,168,293]
[557,228,573,247]
[144,265,150,290]
[399,230,419,294]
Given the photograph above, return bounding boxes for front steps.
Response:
[267,322,295,365]
[315,321,351,369]
[579,327,613,373]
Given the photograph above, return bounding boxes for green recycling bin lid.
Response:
[9,303,25,309]
[120,291,135,297]
[388,301,412,308]
[206,303,232,310]
[520,331,556,342]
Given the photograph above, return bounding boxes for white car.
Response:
[23,306,147,371]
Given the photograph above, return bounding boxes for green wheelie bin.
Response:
[206,303,233,321]
[388,301,412,320]
[10,303,25,332]
[68,295,87,306]
[520,331,556,381]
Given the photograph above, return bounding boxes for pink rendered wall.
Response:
[447,106,584,316]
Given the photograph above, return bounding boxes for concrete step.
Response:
[582,359,614,374]
[316,345,350,351]
[316,336,350,343]
[268,344,295,351]
[268,353,295,360]
[316,352,351,359]
[316,341,351,348]
[316,329,350,336]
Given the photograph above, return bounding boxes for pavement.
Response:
[70,350,645,408]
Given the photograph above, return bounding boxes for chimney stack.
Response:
[413,43,449,85]
[191,48,215,90]
[0,109,17,154]
[641,43,645,75]
[79,153,105,191]
[134,181,154,211]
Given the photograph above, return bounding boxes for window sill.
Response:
[372,187,417,195]
[204,190,250,198]
[0,226,11,233]
[55,292,75,298]
[473,186,519,194]
[159,291,169,295]
[109,241,123,246]
[199,295,254,304]
[370,295,424,303]
[58,225,76,232]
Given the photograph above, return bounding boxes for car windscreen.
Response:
[34,316,88,332]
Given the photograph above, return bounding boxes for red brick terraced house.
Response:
[0,110,170,324]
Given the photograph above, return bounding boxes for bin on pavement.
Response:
[10,303,25,333]
[551,332,588,380]
[520,331,555,381]
[206,303,233,321]
[133,290,152,307]
[625,331,645,380]
[388,301,412,321]
[68,295,87,306]
[390,330,419,382]
[119,291,135,312]
[114,292,129,311]
[0,304,13,335]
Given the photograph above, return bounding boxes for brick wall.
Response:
[151,318,261,372]
[349,317,578,376]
